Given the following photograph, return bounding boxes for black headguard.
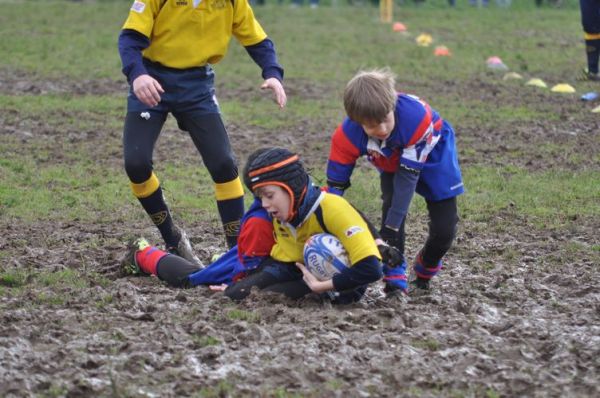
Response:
[243,147,309,217]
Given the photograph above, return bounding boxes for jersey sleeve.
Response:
[321,194,381,266]
[244,38,284,81]
[118,29,150,83]
[383,166,419,229]
[326,122,363,192]
[237,215,274,263]
[332,255,382,292]
[232,0,268,46]
[122,0,163,38]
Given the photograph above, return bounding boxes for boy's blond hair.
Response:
[343,68,397,123]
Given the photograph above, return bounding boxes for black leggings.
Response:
[157,255,366,304]
[123,111,238,184]
[156,254,201,288]
[380,172,459,267]
[156,254,310,298]
[225,258,311,301]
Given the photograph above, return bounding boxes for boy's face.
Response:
[255,184,291,222]
[360,111,395,141]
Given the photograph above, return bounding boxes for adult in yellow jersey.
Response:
[118,0,287,263]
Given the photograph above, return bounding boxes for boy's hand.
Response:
[296,262,319,287]
[261,77,287,109]
[296,262,334,293]
[380,225,400,249]
[378,244,402,267]
[209,284,228,292]
[133,74,164,107]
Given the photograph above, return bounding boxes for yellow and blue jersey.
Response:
[122,0,267,69]
[270,191,381,266]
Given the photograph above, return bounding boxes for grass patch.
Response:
[193,380,235,398]
[269,387,303,398]
[193,335,221,348]
[0,2,595,233]
[95,294,114,309]
[446,99,558,127]
[486,389,502,398]
[39,384,69,398]
[313,164,600,233]
[226,308,261,323]
[0,3,585,89]
[0,94,124,120]
[34,291,67,306]
[325,379,344,390]
[0,1,129,79]
[412,337,441,351]
[0,155,220,223]
[0,269,28,288]
[1,268,94,306]
[0,157,130,221]
[35,269,88,289]
[461,166,600,228]
[221,97,341,130]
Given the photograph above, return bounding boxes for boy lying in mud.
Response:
[121,147,404,303]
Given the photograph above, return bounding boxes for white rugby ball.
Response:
[303,233,350,281]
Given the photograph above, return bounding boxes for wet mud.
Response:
[1,71,599,397]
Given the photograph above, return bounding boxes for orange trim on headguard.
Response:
[248,155,299,178]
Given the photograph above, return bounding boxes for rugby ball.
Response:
[303,233,350,281]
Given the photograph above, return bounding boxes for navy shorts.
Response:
[416,120,465,202]
[127,59,220,115]
[580,0,600,34]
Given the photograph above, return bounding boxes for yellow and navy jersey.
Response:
[122,0,267,69]
[270,192,381,266]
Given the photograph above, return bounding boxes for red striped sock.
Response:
[135,246,168,276]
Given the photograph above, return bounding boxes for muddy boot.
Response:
[120,237,151,276]
[578,68,600,82]
[407,271,431,295]
[167,228,203,267]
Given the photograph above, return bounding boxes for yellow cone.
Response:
[592,105,600,113]
[525,78,547,88]
[550,84,576,93]
[503,72,523,80]
[416,33,433,47]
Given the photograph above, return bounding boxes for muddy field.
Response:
[1,69,599,397]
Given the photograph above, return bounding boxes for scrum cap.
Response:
[243,147,308,217]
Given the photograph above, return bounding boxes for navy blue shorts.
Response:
[416,120,464,202]
[127,59,220,115]
[581,0,600,34]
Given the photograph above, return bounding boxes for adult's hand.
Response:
[261,77,287,109]
[132,74,164,107]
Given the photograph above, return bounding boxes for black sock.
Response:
[138,187,180,247]
[217,196,244,248]
[586,39,600,74]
